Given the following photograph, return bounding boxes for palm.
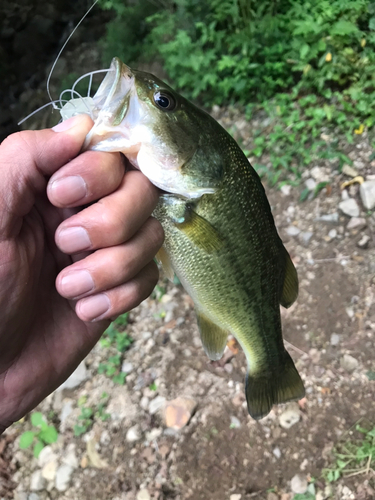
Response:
[0,200,107,426]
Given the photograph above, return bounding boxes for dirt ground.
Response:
[1,120,374,500]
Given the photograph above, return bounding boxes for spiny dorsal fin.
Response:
[280,247,299,309]
[245,351,305,420]
[176,209,223,253]
[196,310,228,361]
[155,246,174,281]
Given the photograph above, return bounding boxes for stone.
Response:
[28,495,41,500]
[42,459,58,481]
[330,333,341,346]
[291,474,308,494]
[137,489,151,500]
[149,396,166,415]
[164,397,197,430]
[347,217,366,230]
[299,231,313,246]
[340,354,359,372]
[30,470,45,492]
[280,184,291,196]
[126,425,141,442]
[316,213,339,222]
[62,445,79,469]
[342,164,358,177]
[339,198,360,217]
[286,226,300,236]
[55,464,74,492]
[230,495,242,500]
[37,445,56,467]
[59,400,73,425]
[360,180,375,209]
[305,178,316,191]
[357,234,371,249]
[267,493,279,500]
[328,229,337,239]
[279,403,300,429]
[121,361,134,373]
[146,428,162,441]
[230,416,241,429]
[273,447,281,459]
[56,361,88,391]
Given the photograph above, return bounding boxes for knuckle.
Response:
[147,217,165,249]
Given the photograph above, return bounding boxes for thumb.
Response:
[0,114,93,238]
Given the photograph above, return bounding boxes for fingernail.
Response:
[52,114,88,132]
[50,176,87,205]
[60,270,94,298]
[57,227,91,254]
[78,293,110,321]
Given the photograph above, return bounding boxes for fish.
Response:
[69,57,305,420]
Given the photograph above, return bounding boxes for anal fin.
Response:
[196,310,228,361]
[245,351,305,420]
[280,247,299,309]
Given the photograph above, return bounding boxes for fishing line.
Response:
[18,100,69,125]
[46,0,101,108]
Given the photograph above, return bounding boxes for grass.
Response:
[323,420,375,483]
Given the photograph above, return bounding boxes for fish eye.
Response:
[153,91,176,111]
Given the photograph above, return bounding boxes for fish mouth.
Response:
[83,57,137,153]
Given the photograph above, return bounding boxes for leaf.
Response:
[39,425,58,444]
[325,52,332,62]
[19,431,35,449]
[354,124,365,135]
[30,412,45,428]
[366,371,375,380]
[33,440,44,458]
[300,187,310,202]
[300,44,309,59]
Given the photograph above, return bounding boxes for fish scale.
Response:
[79,57,305,419]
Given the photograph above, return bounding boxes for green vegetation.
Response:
[19,412,59,458]
[98,313,133,384]
[98,0,375,184]
[74,393,110,437]
[323,422,375,483]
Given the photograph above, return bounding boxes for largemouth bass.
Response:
[68,58,305,419]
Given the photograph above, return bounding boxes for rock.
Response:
[30,470,45,492]
[230,495,242,500]
[360,180,375,209]
[28,495,41,500]
[14,494,28,500]
[59,400,73,425]
[146,428,162,441]
[342,164,359,177]
[291,474,308,494]
[357,234,371,249]
[328,229,337,239]
[42,459,58,481]
[305,178,316,191]
[56,361,88,391]
[37,445,56,467]
[164,397,197,430]
[353,159,365,170]
[330,333,341,346]
[339,198,360,217]
[267,493,279,500]
[137,489,151,500]
[347,217,366,230]
[340,354,359,372]
[299,231,313,246]
[62,444,79,469]
[280,185,291,196]
[140,396,149,410]
[279,403,300,429]
[316,212,339,222]
[273,447,281,459]
[55,464,74,492]
[126,425,141,442]
[149,395,166,415]
[121,361,134,373]
[286,226,300,236]
[230,416,241,429]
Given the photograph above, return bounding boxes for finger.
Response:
[55,170,160,254]
[75,260,159,322]
[47,151,125,208]
[0,115,94,238]
[56,217,164,299]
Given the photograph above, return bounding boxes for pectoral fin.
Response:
[280,247,299,309]
[177,207,223,253]
[196,310,228,361]
[155,246,174,281]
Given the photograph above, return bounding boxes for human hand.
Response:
[0,115,163,431]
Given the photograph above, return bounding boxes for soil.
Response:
[1,6,374,500]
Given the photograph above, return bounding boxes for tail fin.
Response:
[245,351,305,420]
